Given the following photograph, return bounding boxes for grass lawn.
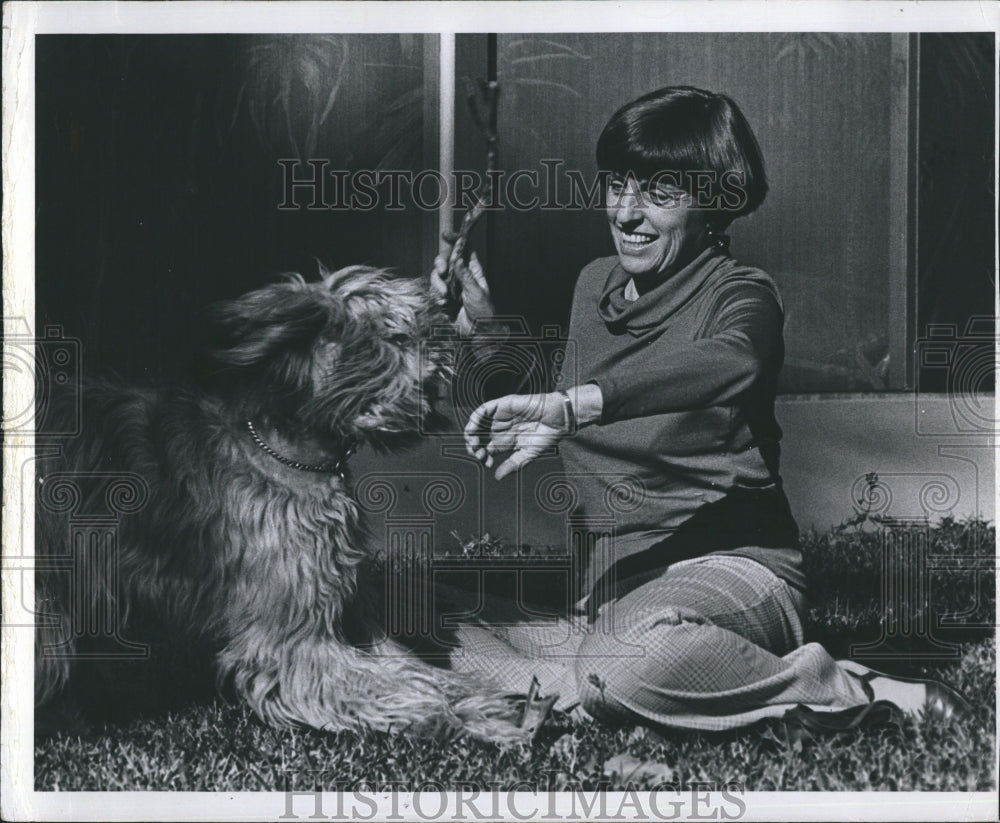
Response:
[35,518,996,792]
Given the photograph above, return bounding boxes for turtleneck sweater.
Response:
[558,247,806,604]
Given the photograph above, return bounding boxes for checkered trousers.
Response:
[441,554,870,732]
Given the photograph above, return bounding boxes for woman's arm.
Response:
[594,281,783,423]
[463,280,781,477]
[463,283,780,477]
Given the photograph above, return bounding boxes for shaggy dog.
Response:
[34,265,525,741]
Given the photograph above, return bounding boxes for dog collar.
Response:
[245,418,353,476]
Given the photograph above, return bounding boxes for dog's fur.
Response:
[35,265,523,741]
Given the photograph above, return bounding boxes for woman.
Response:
[433,86,966,732]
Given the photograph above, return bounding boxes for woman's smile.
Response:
[616,227,658,251]
[606,178,709,281]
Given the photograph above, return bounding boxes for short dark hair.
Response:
[596,85,768,227]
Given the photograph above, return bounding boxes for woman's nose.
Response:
[616,192,642,223]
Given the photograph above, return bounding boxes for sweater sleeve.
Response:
[594,280,783,423]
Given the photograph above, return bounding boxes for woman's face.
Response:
[606,174,710,282]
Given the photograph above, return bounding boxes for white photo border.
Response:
[3,2,998,820]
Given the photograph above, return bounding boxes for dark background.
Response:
[36,34,432,382]
[36,33,994,391]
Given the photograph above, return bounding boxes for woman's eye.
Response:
[649,188,681,206]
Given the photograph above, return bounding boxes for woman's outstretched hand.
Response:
[464,393,566,480]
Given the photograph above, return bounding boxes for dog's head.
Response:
[210,265,453,447]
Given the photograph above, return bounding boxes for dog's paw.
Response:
[452,677,561,745]
[450,694,528,744]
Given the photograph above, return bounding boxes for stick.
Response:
[446,81,546,399]
[445,79,499,302]
[519,675,559,741]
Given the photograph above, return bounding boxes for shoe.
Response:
[776,700,904,744]
[837,659,972,722]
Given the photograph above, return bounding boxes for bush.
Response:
[801,516,995,668]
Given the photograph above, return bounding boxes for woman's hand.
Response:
[464,392,567,480]
[464,385,604,479]
[429,244,494,336]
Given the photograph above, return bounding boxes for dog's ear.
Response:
[210,274,334,368]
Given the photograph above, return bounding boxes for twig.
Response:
[519,675,558,741]
[445,80,499,301]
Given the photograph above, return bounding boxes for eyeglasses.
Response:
[606,174,688,208]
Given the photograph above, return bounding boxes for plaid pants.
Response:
[442,555,870,732]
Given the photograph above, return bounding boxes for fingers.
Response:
[454,307,473,337]
[463,399,517,463]
[452,257,475,292]
[439,243,493,334]
[429,273,445,297]
[467,252,489,291]
[463,396,557,481]
[439,230,459,261]
[452,253,488,295]
[484,429,517,457]
[494,449,536,481]
[429,253,450,297]
[464,400,496,458]
[463,401,489,441]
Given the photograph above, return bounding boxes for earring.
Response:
[707,226,730,251]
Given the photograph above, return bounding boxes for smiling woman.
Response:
[598,86,768,289]
[439,84,969,735]
[605,174,710,286]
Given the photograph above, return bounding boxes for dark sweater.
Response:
[559,247,806,606]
